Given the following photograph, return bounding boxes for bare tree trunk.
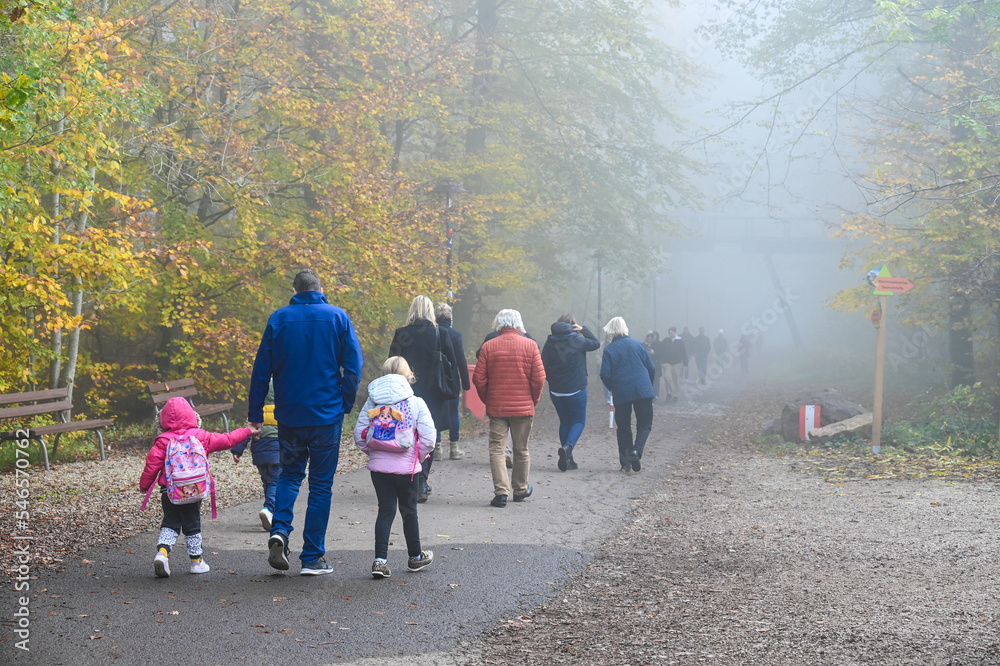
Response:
[949,289,974,388]
[465,0,496,166]
[49,82,67,389]
[61,165,97,416]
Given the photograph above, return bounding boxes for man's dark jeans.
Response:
[273,421,342,564]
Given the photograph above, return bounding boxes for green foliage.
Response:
[752,433,798,456]
[883,383,1000,457]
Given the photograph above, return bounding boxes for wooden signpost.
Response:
[869,267,914,454]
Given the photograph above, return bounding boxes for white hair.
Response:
[435,302,453,320]
[492,308,525,333]
[603,316,629,339]
[405,295,437,326]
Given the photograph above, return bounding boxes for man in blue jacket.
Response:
[248,269,364,576]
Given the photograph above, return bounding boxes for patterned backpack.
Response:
[363,403,413,452]
[141,432,218,518]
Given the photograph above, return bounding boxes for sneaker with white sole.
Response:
[407,550,434,572]
[371,560,391,579]
[268,533,290,571]
[189,557,210,574]
[300,558,333,575]
[153,549,170,578]
[258,507,273,532]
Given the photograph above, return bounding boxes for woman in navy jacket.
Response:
[600,316,656,474]
[434,302,471,461]
[541,314,601,471]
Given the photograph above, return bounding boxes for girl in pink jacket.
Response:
[140,397,255,577]
[354,357,436,579]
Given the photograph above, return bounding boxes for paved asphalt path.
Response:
[10,386,730,665]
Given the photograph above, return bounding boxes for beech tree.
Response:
[0,0,150,405]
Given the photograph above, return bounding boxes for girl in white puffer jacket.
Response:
[354,356,436,579]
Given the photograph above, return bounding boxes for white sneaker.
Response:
[190,558,210,574]
[258,507,273,531]
[153,550,170,578]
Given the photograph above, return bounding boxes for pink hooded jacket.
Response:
[139,397,252,493]
[353,374,436,476]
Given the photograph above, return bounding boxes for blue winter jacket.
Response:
[248,291,364,427]
[600,335,656,404]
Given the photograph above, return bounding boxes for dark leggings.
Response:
[160,492,201,536]
[370,471,422,559]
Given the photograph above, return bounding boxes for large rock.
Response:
[780,388,867,442]
[808,412,874,444]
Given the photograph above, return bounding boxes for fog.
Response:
[590,3,893,373]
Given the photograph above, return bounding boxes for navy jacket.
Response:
[600,335,656,404]
[436,316,471,391]
[248,291,364,427]
[541,322,601,394]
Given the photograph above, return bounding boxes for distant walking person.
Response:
[680,326,694,379]
[692,327,711,385]
[473,309,546,508]
[713,329,729,363]
[354,357,436,579]
[736,334,752,375]
[644,331,662,399]
[390,295,461,503]
[541,314,601,471]
[600,316,656,475]
[434,302,471,461]
[248,268,364,575]
[659,327,686,401]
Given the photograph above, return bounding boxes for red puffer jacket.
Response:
[473,328,546,417]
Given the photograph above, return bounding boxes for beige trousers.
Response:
[488,416,533,497]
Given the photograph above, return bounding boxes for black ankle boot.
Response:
[566,452,578,470]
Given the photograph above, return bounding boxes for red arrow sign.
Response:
[873,276,914,294]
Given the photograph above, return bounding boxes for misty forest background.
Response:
[4,0,1000,455]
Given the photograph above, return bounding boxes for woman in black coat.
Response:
[434,302,471,461]
[389,295,460,502]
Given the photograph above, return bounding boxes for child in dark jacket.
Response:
[231,381,280,531]
[140,397,256,577]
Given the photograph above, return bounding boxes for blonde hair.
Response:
[405,295,437,326]
[382,356,416,383]
[603,316,629,339]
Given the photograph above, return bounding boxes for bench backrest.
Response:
[147,378,200,406]
[0,388,72,421]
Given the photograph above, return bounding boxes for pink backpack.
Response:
[141,432,218,518]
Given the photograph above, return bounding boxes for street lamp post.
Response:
[431,178,465,302]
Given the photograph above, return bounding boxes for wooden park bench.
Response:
[146,378,232,432]
[0,388,113,471]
